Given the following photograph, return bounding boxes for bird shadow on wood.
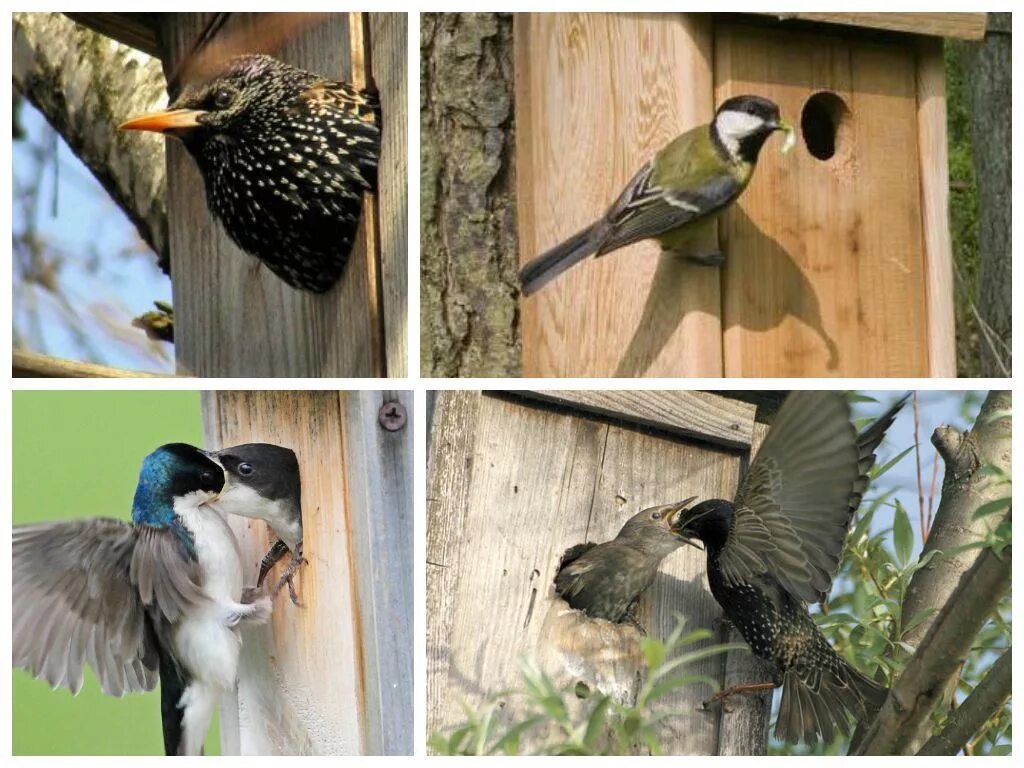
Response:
[614,209,839,377]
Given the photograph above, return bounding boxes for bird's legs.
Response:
[702,682,776,713]
[268,541,307,606]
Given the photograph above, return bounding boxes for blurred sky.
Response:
[13,102,174,373]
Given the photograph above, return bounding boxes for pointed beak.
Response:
[668,496,703,549]
[667,496,698,527]
[119,108,207,135]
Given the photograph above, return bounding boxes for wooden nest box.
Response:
[516,13,987,377]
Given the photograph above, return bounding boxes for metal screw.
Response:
[379,401,407,431]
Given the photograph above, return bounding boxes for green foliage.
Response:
[429,617,743,755]
[945,40,982,377]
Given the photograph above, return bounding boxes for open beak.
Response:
[667,496,704,550]
[775,119,796,154]
[119,108,207,135]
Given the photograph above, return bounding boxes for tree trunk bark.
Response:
[969,13,1012,376]
[420,13,520,377]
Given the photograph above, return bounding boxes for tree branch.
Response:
[12,12,170,270]
[916,647,1011,756]
[900,391,1010,651]
[855,539,1011,755]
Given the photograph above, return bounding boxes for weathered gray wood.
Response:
[370,14,409,377]
[515,390,756,448]
[202,390,411,754]
[339,390,413,755]
[162,13,383,377]
[427,391,759,754]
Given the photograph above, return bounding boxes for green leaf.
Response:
[846,392,880,404]
[583,696,611,748]
[645,674,720,703]
[872,445,915,479]
[893,501,914,564]
[640,636,666,671]
[973,497,1011,520]
[492,716,545,755]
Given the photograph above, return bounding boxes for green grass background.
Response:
[12,390,221,755]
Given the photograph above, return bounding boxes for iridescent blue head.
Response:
[132,443,225,526]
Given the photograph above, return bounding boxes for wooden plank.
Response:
[716,21,930,376]
[12,349,162,378]
[65,12,162,56]
[516,13,722,377]
[370,13,409,377]
[203,391,410,754]
[161,13,383,376]
[514,390,756,448]
[427,392,751,753]
[756,12,987,41]
[338,390,413,755]
[916,39,957,377]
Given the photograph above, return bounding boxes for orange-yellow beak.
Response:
[119,108,207,134]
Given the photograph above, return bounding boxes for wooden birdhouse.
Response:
[516,13,987,377]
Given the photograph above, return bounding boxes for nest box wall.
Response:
[427,391,766,754]
[516,13,960,377]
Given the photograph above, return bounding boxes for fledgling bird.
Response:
[671,392,908,744]
[518,94,795,296]
[120,54,380,293]
[13,443,271,756]
[553,498,698,624]
[210,443,304,604]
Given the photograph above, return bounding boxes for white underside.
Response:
[172,492,247,755]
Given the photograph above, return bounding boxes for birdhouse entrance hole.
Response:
[800,91,851,161]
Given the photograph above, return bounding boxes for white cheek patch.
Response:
[212,483,272,520]
[715,110,767,142]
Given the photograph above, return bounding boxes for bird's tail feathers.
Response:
[776,663,887,745]
[518,222,606,296]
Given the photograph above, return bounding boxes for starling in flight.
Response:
[554,498,697,624]
[672,391,907,744]
[121,54,380,293]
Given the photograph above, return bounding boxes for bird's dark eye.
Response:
[238,462,254,476]
[213,88,234,109]
[200,471,215,485]
[651,511,661,520]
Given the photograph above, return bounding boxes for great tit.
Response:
[518,94,794,296]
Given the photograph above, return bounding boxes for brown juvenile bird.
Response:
[121,54,379,293]
[553,498,697,624]
[672,391,908,744]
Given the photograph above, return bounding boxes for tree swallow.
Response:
[209,443,305,604]
[13,443,271,755]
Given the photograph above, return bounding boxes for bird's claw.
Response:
[269,551,307,606]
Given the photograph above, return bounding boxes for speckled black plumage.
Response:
[168,54,379,292]
[673,392,907,744]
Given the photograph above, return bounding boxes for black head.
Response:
[213,443,300,505]
[132,443,225,524]
[670,498,735,553]
[712,94,789,164]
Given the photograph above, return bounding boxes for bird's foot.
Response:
[702,681,776,713]
[223,593,274,626]
[686,250,726,267]
[270,545,307,606]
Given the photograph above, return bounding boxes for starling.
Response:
[120,54,380,293]
[554,498,697,624]
[671,391,908,744]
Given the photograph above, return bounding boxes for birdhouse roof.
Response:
[756,12,987,40]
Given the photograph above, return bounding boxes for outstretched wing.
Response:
[13,519,205,696]
[718,392,872,604]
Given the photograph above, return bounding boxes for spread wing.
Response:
[13,519,206,696]
[718,392,866,604]
[595,127,742,255]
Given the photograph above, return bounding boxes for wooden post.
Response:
[427,391,766,754]
[202,390,413,755]
[160,13,405,377]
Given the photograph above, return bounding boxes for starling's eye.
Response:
[651,511,661,520]
[213,88,234,109]
[238,462,255,476]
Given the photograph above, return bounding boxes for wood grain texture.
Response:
[516,13,721,377]
[716,21,931,376]
[161,13,383,377]
[370,14,409,377]
[755,12,987,41]
[514,389,755,448]
[12,350,162,377]
[202,390,411,754]
[915,39,956,377]
[427,391,759,754]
